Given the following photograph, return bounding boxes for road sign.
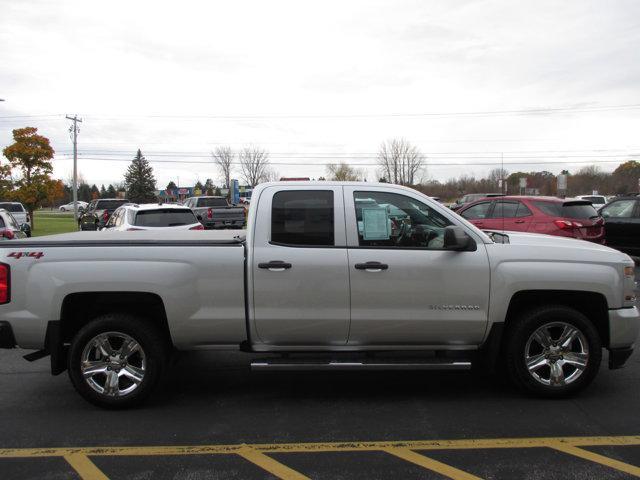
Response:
[557,174,567,191]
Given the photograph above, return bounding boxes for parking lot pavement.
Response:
[1,345,639,479]
[1,276,639,479]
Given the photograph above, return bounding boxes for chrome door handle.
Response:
[258,261,292,271]
[354,261,389,271]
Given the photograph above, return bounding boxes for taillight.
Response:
[189,224,204,230]
[1,229,14,240]
[102,211,109,222]
[554,220,583,230]
[207,208,213,220]
[0,263,9,304]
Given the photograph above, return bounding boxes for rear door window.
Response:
[461,202,492,219]
[271,190,334,246]
[135,209,198,227]
[491,201,518,218]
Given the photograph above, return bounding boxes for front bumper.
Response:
[608,306,640,349]
[0,321,16,348]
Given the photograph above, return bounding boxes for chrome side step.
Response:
[251,360,471,371]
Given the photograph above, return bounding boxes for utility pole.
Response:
[66,115,83,222]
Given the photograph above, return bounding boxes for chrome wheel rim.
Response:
[524,322,589,387]
[80,332,146,397]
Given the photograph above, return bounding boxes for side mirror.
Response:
[196,214,203,221]
[20,223,31,233]
[443,226,473,251]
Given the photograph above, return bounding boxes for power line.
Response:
[52,157,637,167]
[3,103,640,122]
[76,103,640,120]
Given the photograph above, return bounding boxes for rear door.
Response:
[489,200,533,232]
[251,186,350,345]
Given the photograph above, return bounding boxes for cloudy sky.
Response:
[1,0,640,188]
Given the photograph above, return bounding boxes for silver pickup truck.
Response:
[0,182,638,408]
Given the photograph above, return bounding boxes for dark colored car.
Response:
[182,196,246,229]
[598,197,640,256]
[78,198,129,231]
[458,196,605,243]
[451,193,504,211]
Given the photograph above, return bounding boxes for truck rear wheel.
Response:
[505,306,601,397]
[68,314,168,409]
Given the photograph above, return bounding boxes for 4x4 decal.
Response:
[7,252,44,259]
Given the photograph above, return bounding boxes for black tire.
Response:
[68,313,168,409]
[505,305,602,398]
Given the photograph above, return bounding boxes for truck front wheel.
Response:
[505,306,602,397]
[68,314,168,409]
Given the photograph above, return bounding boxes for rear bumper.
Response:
[0,321,16,348]
[203,220,245,229]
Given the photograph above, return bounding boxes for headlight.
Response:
[624,265,635,277]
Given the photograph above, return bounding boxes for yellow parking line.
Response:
[0,435,639,458]
[550,443,640,477]
[384,447,482,480]
[236,447,310,480]
[63,453,109,480]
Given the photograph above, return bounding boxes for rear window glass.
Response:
[134,209,197,227]
[197,197,228,207]
[0,203,24,213]
[533,201,598,219]
[581,196,605,204]
[96,200,128,210]
[271,190,334,246]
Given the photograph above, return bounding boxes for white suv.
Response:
[101,203,203,231]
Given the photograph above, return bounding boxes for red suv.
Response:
[457,196,605,243]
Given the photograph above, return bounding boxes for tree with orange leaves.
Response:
[2,127,55,229]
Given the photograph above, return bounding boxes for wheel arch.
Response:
[504,290,609,346]
[51,291,173,375]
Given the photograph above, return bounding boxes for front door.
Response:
[601,199,640,254]
[345,187,490,346]
[251,186,350,346]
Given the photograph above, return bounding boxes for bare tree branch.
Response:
[377,138,424,186]
[326,162,365,181]
[211,146,234,189]
[239,146,271,187]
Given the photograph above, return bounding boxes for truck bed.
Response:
[4,229,246,246]
[0,229,248,350]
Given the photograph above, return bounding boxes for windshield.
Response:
[0,203,24,213]
[134,209,197,227]
[197,197,229,207]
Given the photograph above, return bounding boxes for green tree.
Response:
[203,178,214,195]
[99,184,107,197]
[166,181,177,190]
[2,127,55,228]
[90,184,100,200]
[194,180,204,195]
[106,184,117,197]
[124,149,156,203]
